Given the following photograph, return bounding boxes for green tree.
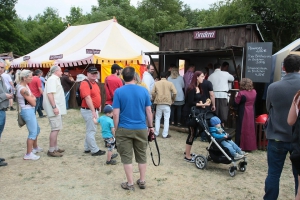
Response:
[248,0,300,52]
[65,7,83,25]
[0,0,28,55]
[136,0,187,44]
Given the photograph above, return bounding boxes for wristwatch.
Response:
[52,105,56,109]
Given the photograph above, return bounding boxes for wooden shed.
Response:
[146,23,264,81]
[145,23,267,127]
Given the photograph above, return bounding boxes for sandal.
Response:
[136,179,146,189]
[121,182,135,191]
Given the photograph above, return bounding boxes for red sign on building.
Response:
[194,30,216,39]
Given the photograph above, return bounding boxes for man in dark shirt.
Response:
[60,69,74,109]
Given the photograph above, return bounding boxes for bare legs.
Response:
[185,144,192,159]
[26,136,39,154]
[107,151,112,161]
[123,163,147,185]
[49,130,59,148]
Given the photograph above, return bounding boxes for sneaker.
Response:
[91,150,106,156]
[111,153,118,159]
[183,152,196,157]
[239,151,248,156]
[84,150,91,153]
[106,160,117,165]
[39,115,47,118]
[184,157,195,163]
[56,148,65,153]
[163,135,171,139]
[121,182,135,191]
[234,153,244,160]
[47,151,63,157]
[32,147,43,154]
[136,179,146,189]
[10,107,16,111]
[24,152,40,160]
[0,161,7,166]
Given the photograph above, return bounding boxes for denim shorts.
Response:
[21,108,40,140]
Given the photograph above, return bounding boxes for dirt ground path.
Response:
[0,108,295,200]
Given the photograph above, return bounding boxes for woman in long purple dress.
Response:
[235,78,257,151]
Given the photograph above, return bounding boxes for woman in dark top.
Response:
[184,71,211,162]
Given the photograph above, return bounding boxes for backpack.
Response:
[76,79,92,107]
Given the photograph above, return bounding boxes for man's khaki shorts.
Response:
[48,115,63,131]
[116,128,148,164]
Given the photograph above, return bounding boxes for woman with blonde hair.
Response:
[234,78,256,151]
[15,70,41,160]
[167,68,185,126]
[134,72,148,90]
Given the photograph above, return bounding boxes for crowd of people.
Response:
[1,55,300,198]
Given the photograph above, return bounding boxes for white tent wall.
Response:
[271,38,300,82]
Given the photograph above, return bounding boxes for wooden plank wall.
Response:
[160,26,262,51]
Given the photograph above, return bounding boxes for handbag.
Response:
[17,102,26,128]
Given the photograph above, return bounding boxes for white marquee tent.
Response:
[11,18,158,69]
[271,38,300,82]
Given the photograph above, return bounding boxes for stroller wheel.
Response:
[228,166,236,177]
[195,155,207,170]
[238,162,247,172]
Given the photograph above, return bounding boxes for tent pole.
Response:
[164,55,166,71]
[241,47,244,80]
[230,49,239,82]
[149,55,159,75]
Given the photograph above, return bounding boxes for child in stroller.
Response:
[209,116,247,160]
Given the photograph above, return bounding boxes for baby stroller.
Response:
[190,107,247,177]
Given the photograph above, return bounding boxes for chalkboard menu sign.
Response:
[245,42,272,83]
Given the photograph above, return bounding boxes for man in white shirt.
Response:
[1,71,15,110]
[208,63,234,127]
[142,64,155,96]
[43,66,67,157]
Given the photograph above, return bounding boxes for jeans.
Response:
[65,92,70,109]
[21,108,40,140]
[0,111,6,138]
[221,140,241,156]
[264,140,298,200]
[39,95,44,110]
[35,97,44,117]
[170,105,182,124]
[155,104,171,138]
[80,108,100,153]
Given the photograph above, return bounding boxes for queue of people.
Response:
[2,55,300,199]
